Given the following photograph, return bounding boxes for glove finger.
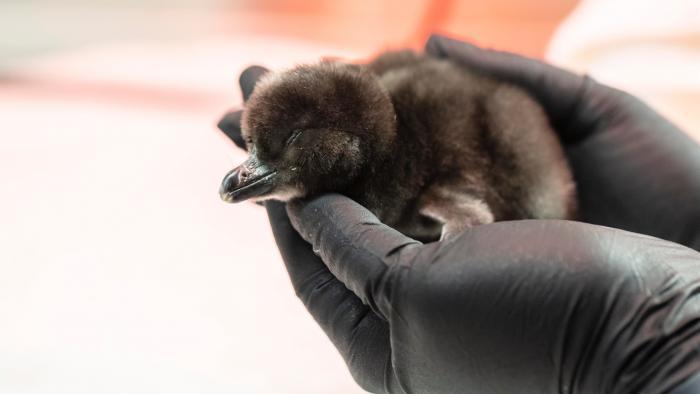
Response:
[265,201,395,391]
[217,110,247,150]
[425,34,611,143]
[217,66,269,149]
[286,194,423,318]
[266,201,340,301]
[239,65,269,102]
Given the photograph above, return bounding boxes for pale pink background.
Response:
[1,32,363,393]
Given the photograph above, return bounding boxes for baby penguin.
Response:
[219,50,576,241]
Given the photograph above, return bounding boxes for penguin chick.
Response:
[220,50,576,241]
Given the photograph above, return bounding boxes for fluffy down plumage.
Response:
[220,50,576,241]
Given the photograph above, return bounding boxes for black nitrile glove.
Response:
[217,35,700,393]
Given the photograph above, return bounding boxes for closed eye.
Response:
[286,130,303,146]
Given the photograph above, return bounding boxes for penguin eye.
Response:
[286,130,303,146]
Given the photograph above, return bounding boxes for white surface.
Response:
[0,36,364,393]
[547,0,700,138]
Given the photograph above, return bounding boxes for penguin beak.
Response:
[219,152,277,203]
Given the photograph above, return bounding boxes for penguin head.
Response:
[220,62,396,203]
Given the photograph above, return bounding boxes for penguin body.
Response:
[220,50,576,241]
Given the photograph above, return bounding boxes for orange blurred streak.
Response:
[222,0,579,58]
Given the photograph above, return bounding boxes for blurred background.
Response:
[1,0,698,393]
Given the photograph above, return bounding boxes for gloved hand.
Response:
[425,35,700,247]
[217,35,700,393]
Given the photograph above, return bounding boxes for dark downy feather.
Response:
[233,50,577,241]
